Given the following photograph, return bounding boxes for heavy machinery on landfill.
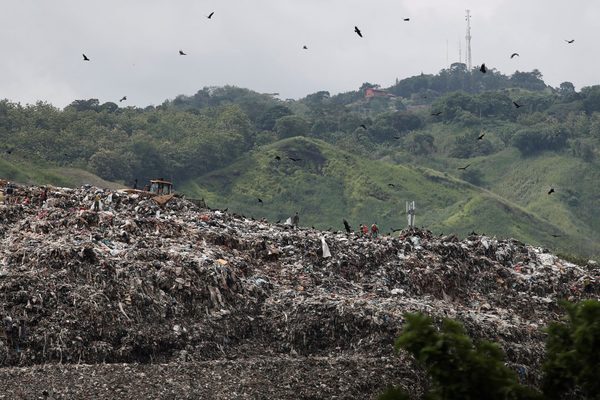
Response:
[120,178,175,206]
[120,178,208,208]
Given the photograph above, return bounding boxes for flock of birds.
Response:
[15,9,576,235]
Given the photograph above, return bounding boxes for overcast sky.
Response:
[1,0,598,108]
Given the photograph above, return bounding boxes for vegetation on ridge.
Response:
[2,66,600,258]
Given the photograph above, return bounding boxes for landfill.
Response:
[0,183,598,399]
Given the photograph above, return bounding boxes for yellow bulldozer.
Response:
[121,178,175,206]
[120,178,207,208]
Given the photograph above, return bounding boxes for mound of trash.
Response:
[0,184,598,398]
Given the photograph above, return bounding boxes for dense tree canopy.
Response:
[0,68,598,190]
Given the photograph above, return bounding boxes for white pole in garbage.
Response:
[406,201,416,228]
[321,236,331,258]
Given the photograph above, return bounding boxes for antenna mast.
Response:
[465,9,472,70]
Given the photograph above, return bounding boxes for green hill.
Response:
[179,137,595,257]
[2,68,600,261]
[0,157,121,189]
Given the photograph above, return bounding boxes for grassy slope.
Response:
[0,157,122,189]
[180,136,594,257]
[390,120,600,259]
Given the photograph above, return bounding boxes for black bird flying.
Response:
[403,18,410,21]
[510,53,519,58]
[303,45,308,50]
[477,133,485,140]
[565,39,575,43]
[179,50,187,55]
[82,54,90,61]
[548,187,555,195]
[431,111,442,116]
[119,96,127,102]
[288,157,302,162]
[458,164,471,170]
[207,11,214,19]
[354,26,363,37]
[512,101,522,108]
[360,124,367,129]
[274,155,281,161]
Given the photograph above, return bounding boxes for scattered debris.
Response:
[0,184,598,397]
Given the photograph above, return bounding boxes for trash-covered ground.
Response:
[0,184,598,399]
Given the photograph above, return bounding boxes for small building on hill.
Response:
[364,87,395,99]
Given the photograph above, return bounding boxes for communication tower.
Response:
[465,9,472,70]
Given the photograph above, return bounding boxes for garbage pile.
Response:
[0,184,598,395]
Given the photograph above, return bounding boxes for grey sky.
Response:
[1,0,597,108]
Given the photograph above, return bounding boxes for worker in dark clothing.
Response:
[40,188,48,206]
[343,219,352,234]
[5,184,14,204]
[292,212,299,228]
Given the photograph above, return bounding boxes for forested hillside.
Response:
[2,65,600,258]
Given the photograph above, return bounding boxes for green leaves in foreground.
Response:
[380,301,600,399]
[542,300,600,399]
[380,313,541,400]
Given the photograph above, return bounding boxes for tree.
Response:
[257,105,293,131]
[310,117,338,137]
[66,99,100,112]
[274,115,309,139]
[510,70,547,91]
[89,150,133,181]
[100,102,119,113]
[558,82,576,98]
[449,131,495,158]
[380,313,540,400]
[512,124,568,155]
[581,86,600,114]
[542,300,600,400]
[432,92,478,121]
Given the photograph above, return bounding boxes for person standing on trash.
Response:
[292,212,299,228]
[371,223,379,239]
[39,187,48,206]
[343,219,352,234]
[93,193,101,212]
[361,224,369,238]
[5,184,13,204]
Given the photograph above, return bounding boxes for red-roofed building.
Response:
[364,87,395,99]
